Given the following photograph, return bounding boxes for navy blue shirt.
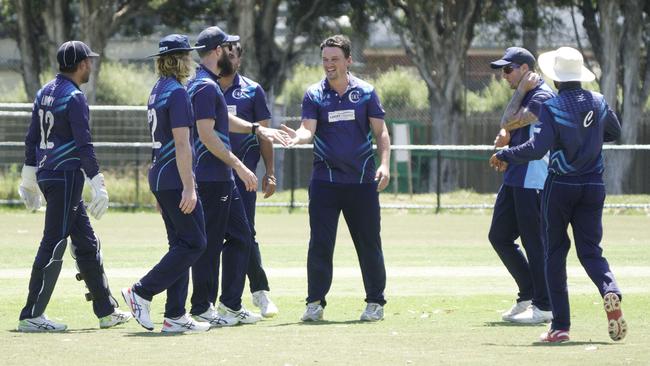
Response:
[223,73,272,171]
[24,74,99,178]
[503,81,555,189]
[147,77,195,191]
[497,85,621,178]
[301,74,385,184]
[187,65,233,182]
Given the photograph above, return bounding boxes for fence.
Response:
[2,102,650,210]
[2,139,649,211]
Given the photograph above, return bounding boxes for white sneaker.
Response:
[162,313,210,333]
[192,303,238,327]
[360,303,384,321]
[121,287,154,331]
[217,302,262,324]
[301,301,324,322]
[502,300,532,321]
[99,309,133,329]
[510,305,553,324]
[17,314,67,332]
[252,290,279,318]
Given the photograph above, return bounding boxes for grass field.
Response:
[1,209,649,365]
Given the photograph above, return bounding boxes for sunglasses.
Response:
[502,64,521,75]
[220,42,242,53]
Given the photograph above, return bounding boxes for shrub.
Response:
[277,64,324,112]
[371,67,429,110]
[96,61,157,105]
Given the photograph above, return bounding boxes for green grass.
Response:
[0,210,649,365]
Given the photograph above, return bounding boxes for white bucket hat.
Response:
[538,46,595,82]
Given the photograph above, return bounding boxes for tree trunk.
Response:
[428,95,459,192]
[518,0,538,56]
[15,0,42,100]
[235,0,257,77]
[597,0,622,107]
[42,0,69,74]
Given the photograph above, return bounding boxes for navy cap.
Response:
[57,41,99,68]
[195,26,240,51]
[490,47,536,69]
[148,34,204,58]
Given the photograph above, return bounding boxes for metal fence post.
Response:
[134,146,140,208]
[436,150,441,213]
[289,147,296,212]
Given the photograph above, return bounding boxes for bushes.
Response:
[96,61,157,105]
[371,67,429,110]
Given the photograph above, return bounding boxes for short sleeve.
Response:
[191,83,217,121]
[253,85,271,122]
[367,90,386,119]
[301,91,319,120]
[169,88,194,129]
[527,90,554,118]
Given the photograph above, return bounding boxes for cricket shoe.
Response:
[510,305,553,324]
[252,290,279,318]
[17,314,67,332]
[301,301,324,322]
[360,303,384,321]
[99,309,133,329]
[539,328,570,343]
[192,303,238,327]
[217,303,262,324]
[604,292,627,341]
[501,300,532,322]
[162,313,210,333]
[121,287,154,331]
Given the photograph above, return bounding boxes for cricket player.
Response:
[17,40,131,331]
[488,47,554,324]
[218,38,279,317]
[490,46,627,343]
[281,34,391,322]
[121,34,210,333]
[187,26,288,326]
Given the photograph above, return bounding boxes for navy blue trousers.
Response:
[191,181,251,315]
[134,189,206,319]
[542,174,621,330]
[233,175,270,293]
[20,169,114,320]
[306,180,386,307]
[489,185,550,310]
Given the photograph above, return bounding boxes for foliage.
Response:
[371,67,428,110]
[465,75,511,114]
[276,64,324,111]
[96,61,158,105]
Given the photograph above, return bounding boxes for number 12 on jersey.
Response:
[147,108,162,149]
[38,109,54,149]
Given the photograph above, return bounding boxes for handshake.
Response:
[18,165,109,220]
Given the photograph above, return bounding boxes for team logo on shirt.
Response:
[349,90,361,103]
[232,88,245,99]
[582,110,594,127]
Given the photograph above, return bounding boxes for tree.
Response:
[78,0,148,103]
[228,0,349,100]
[13,0,43,100]
[384,0,488,190]
[578,0,650,193]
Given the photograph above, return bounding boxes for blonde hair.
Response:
[156,52,193,84]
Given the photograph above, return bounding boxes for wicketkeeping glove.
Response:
[18,165,42,211]
[86,173,109,220]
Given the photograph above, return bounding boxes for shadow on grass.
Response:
[483,341,613,347]
[7,328,97,334]
[483,321,547,327]
[271,319,371,327]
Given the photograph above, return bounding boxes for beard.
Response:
[217,52,235,76]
